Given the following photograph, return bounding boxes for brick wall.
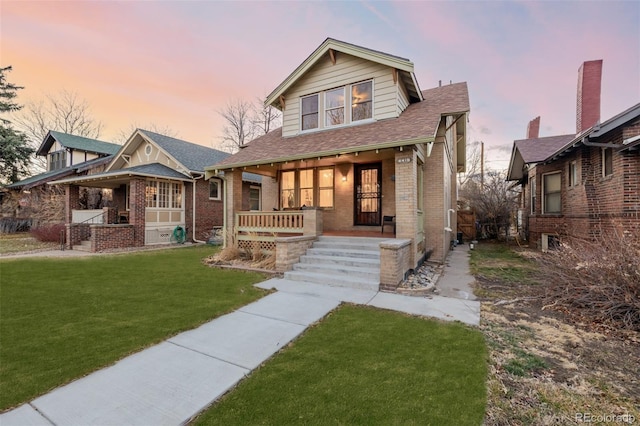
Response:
[275,235,316,272]
[66,223,90,248]
[261,177,278,211]
[189,178,224,241]
[129,178,146,247]
[90,225,135,251]
[379,238,412,292]
[526,119,640,247]
[424,132,447,262]
[395,150,418,266]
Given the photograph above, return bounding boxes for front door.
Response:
[354,163,382,226]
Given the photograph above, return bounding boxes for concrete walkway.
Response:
[1,246,479,426]
[436,243,477,300]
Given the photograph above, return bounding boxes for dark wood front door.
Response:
[354,163,382,226]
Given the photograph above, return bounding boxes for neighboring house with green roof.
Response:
[3,131,120,225]
[50,129,260,251]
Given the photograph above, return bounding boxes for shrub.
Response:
[30,223,66,243]
[0,217,32,233]
[536,231,640,332]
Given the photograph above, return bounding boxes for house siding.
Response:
[525,119,640,248]
[128,141,181,170]
[281,53,399,137]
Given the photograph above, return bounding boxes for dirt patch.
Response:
[476,273,639,425]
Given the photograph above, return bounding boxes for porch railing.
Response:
[234,209,322,252]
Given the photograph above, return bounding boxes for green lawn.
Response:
[469,242,536,286]
[0,246,266,410]
[196,305,488,426]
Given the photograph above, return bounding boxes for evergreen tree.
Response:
[0,66,34,185]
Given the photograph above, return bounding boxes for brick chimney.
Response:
[527,116,540,139]
[576,60,603,134]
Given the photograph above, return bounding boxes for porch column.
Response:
[64,185,80,224]
[261,176,278,211]
[394,149,418,268]
[129,178,146,247]
[224,170,243,247]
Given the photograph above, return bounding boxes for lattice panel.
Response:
[237,240,276,253]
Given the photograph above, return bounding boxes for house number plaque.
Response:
[396,157,412,163]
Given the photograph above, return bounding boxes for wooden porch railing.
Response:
[236,211,305,234]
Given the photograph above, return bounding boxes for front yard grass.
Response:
[0,233,57,255]
[0,246,265,411]
[196,305,488,425]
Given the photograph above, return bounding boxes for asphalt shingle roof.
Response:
[211,82,469,169]
[138,130,230,173]
[42,131,121,155]
[513,134,576,164]
[7,156,114,189]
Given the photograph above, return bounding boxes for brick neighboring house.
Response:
[507,60,640,249]
[3,131,120,224]
[205,38,469,286]
[50,129,260,252]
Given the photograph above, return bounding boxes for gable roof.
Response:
[36,131,120,156]
[266,38,423,109]
[209,82,469,171]
[506,134,574,181]
[107,129,232,174]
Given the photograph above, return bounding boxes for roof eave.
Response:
[206,136,434,172]
[266,38,415,108]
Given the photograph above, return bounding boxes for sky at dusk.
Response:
[2,0,639,171]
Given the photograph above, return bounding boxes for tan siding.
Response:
[130,142,177,169]
[282,53,401,137]
[397,80,410,115]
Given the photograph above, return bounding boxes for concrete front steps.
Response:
[284,236,389,292]
[73,239,92,252]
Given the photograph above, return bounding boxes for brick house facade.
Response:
[52,129,259,251]
[206,38,469,283]
[508,60,640,249]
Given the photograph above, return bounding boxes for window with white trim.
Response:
[602,148,613,177]
[530,177,536,214]
[543,173,561,214]
[325,87,345,126]
[568,161,578,187]
[281,171,296,209]
[351,80,373,122]
[301,94,319,131]
[146,181,183,209]
[209,179,221,200]
[249,186,261,210]
[318,167,334,208]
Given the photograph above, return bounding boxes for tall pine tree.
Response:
[0,66,34,185]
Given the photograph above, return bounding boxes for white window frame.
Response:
[318,166,335,208]
[249,185,261,211]
[530,177,536,214]
[351,79,374,123]
[325,86,345,127]
[568,161,578,187]
[209,178,222,201]
[542,172,561,214]
[301,93,319,131]
[602,148,613,177]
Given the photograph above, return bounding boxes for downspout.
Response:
[191,173,206,244]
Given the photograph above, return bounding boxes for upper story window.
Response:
[49,150,67,171]
[352,80,373,122]
[602,148,613,177]
[325,87,345,127]
[543,172,561,214]
[301,94,319,131]
[300,80,374,132]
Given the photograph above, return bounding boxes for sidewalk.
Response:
[0,246,480,426]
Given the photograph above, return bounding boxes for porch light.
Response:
[342,176,347,182]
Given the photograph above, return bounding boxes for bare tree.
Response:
[217,99,256,153]
[12,90,103,173]
[113,123,178,144]
[252,95,281,136]
[459,170,519,239]
[457,140,482,188]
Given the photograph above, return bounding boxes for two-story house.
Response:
[4,131,121,223]
[206,38,469,290]
[507,60,640,249]
[50,129,260,252]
